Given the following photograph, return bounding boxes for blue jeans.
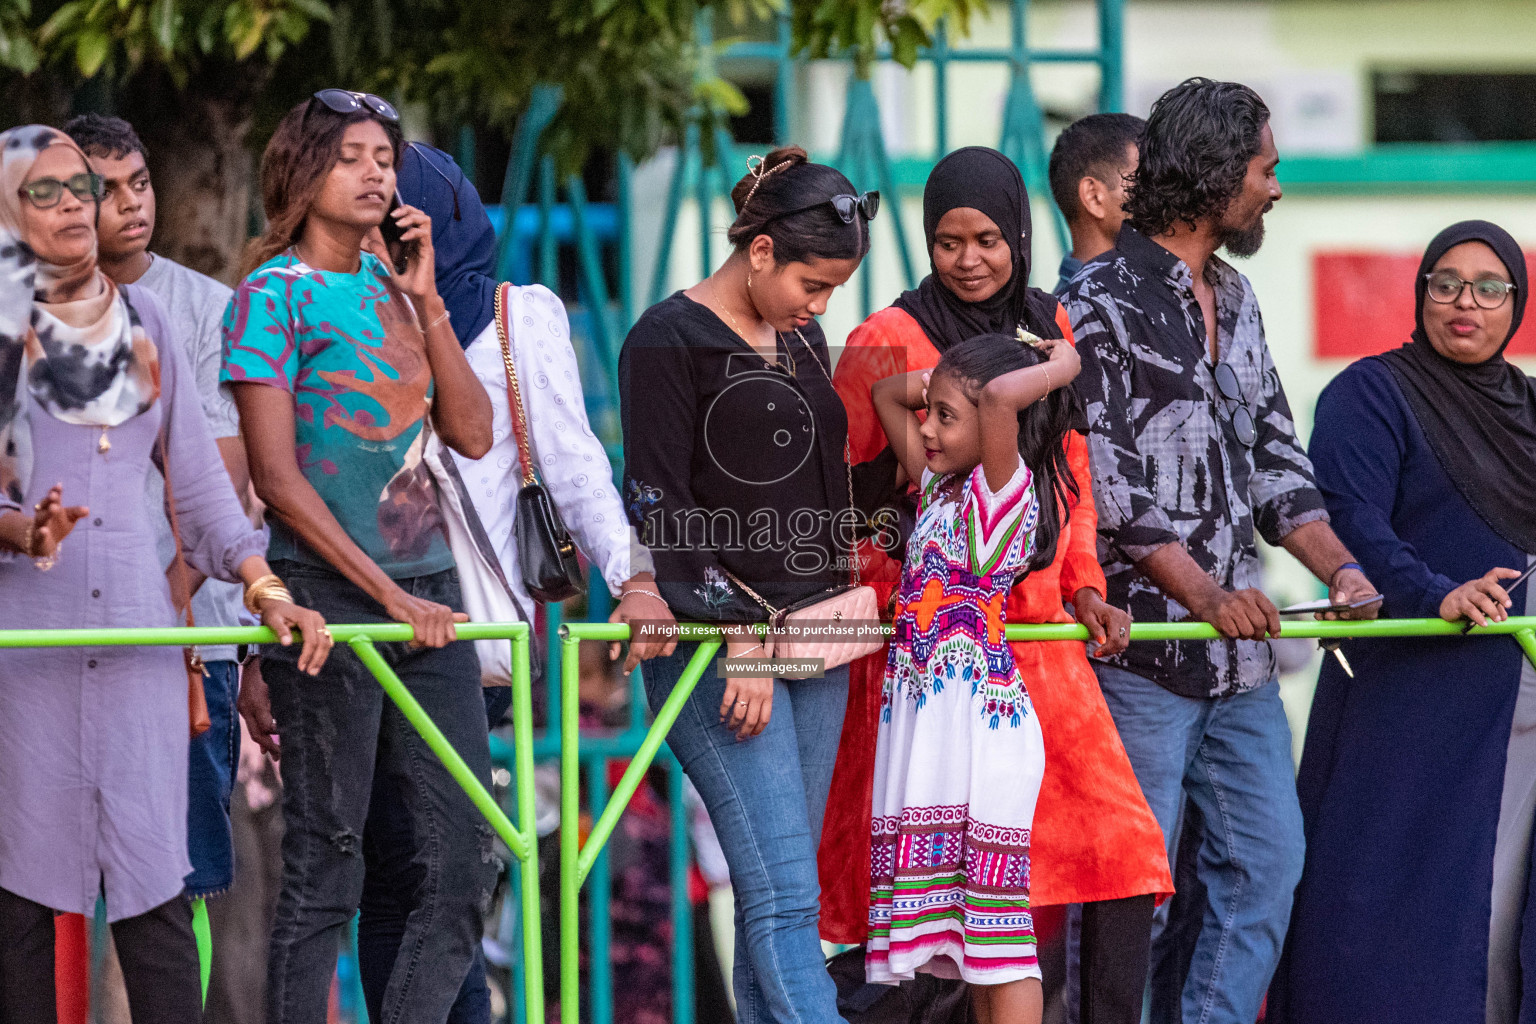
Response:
[1092,664,1304,1024]
[186,659,240,898]
[263,561,496,1024]
[643,643,849,1024]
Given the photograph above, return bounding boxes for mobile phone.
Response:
[1506,561,1536,597]
[379,193,415,274]
[1277,594,1384,616]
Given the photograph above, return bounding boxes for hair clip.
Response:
[739,154,789,216]
[1016,326,1047,350]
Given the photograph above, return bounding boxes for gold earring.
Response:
[747,271,753,291]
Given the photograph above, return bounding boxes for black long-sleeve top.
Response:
[618,291,851,622]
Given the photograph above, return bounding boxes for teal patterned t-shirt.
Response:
[220,250,451,578]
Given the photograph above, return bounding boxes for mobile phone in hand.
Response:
[379,194,415,274]
[1277,594,1383,616]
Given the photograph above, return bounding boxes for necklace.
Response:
[97,425,111,455]
[710,277,794,377]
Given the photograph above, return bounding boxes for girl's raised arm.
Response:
[872,369,932,488]
[976,338,1080,492]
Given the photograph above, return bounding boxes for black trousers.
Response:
[0,886,201,1024]
[1080,893,1157,1024]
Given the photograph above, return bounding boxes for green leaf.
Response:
[286,0,333,22]
[38,2,83,44]
[149,0,175,54]
[74,28,109,76]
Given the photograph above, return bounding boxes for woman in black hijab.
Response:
[822,147,1171,1024]
[1273,221,1536,1024]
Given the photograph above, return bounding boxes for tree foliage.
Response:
[792,0,983,78]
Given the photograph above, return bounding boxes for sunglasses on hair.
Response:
[772,191,881,225]
[310,89,400,123]
[1213,361,1257,448]
[19,172,104,210]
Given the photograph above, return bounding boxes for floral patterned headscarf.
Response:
[0,125,159,508]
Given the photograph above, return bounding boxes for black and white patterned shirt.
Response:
[1063,225,1329,698]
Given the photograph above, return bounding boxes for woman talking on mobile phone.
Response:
[222,90,493,1024]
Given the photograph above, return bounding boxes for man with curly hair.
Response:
[1060,78,1381,1024]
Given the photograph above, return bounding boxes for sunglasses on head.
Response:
[20,172,104,210]
[771,191,881,225]
[310,89,400,123]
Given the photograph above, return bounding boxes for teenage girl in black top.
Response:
[619,145,875,1023]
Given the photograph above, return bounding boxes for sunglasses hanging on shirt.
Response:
[1213,361,1257,448]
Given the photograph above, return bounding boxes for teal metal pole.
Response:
[538,156,558,288]
[559,629,583,1023]
[667,758,695,1024]
[577,641,722,885]
[510,630,545,1024]
[347,638,528,864]
[648,121,696,307]
[1097,0,1125,111]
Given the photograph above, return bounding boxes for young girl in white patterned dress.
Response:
[866,331,1082,1024]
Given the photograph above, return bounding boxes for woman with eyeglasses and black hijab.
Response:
[0,126,330,1024]
[1271,222,1536,1024]
[619,144,873,1023]
[222,91,494,1023]
[819,146,1171,1024]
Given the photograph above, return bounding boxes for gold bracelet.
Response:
[1040,364,1053,401]
[243,574,293,614]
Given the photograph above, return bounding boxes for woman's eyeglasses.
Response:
[19,172,104,210]
[1424,270,1517,310]
[310,89,400,123]
[772,191,881,225]
[1213,361,1257,448]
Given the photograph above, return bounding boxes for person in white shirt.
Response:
[353,141,677,1024]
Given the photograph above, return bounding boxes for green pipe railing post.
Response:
[348,637,530,864]
[509,629,545,1024]
[559,627,583,1023]
[576,641,722,885]
[1516,628,1536,671]
[587,758,614,1024]
[192,896,211,1007]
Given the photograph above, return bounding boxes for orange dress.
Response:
[818,306,1172,943]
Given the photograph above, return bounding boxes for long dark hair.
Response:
[932,334,1080,573]
[1124,77,1269,237]
[243,98,405,276]
[726,145,871,264]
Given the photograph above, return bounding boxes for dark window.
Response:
[730,80,777,145]
[1375,71,1536,143]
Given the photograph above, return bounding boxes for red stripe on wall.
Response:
[1313,251,1536,359]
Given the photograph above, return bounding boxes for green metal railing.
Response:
[12,613,1536,1024]
[555,615,1536,1024]
[0,621,546,1024]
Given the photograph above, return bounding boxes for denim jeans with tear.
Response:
[263,560,495,1024]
